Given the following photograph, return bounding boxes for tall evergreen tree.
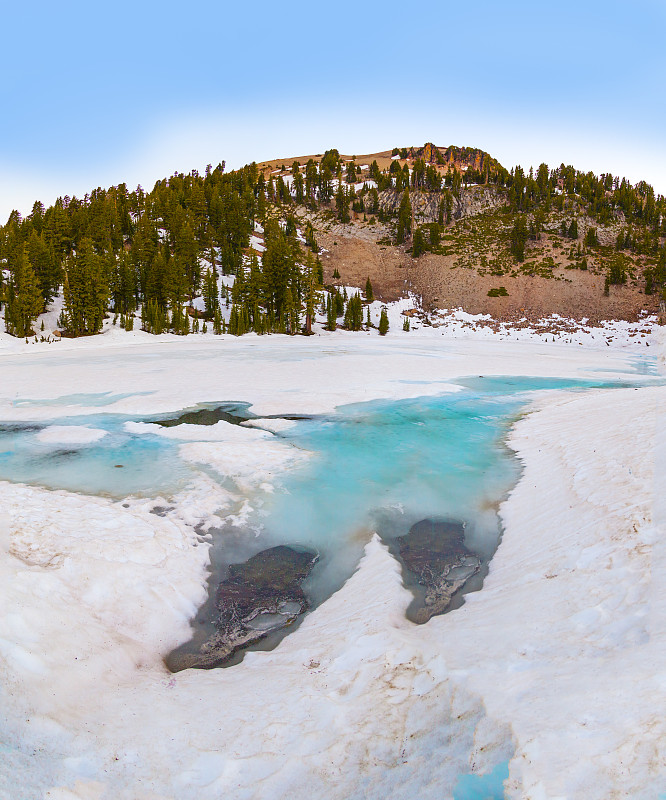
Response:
[396,190,412,244]
[325,293,337,331]
[335,184,350,223]
[510,216,529,262]
[412,228,426,257]
[303,251,317,335]
[343,292,363,330]
[262,220,297,328]
[109,250,137,315]
[4,246,43,337]
[378,307,389,336]
[26,230,59,306]
[203,267,219,317]
[62,239,108,335]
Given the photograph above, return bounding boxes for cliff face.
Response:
[414,143,503,176]
[378,185,507,222]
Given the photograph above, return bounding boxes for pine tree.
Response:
[144,249,167,310]
[396,190,412,244]
[228,305,238,334]
[510,216,529,262]
[4,247,44,337]
[170,304,188,335]
[303,251,317,334]
[110,250,137,315]
[412,228,426,258]
[166,256,189,334]
[444,190,453,224]
[346,161,358,184]
[378,307,389,335]
[343,292,363,330]
[335,184,350,223]
[262,220,297,329]
[142,297,167,334]
[584,227,598,247]
[287,286,300,335]
[326,293,337,331]
[203,267,219,317]
[365,277,374,302]
[62,239,108,335]
[26,231,59,306]
[175,221,200,297]
[213,306,223,335]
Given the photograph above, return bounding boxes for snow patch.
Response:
[36,426,108,445]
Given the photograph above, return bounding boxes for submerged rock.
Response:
[398,519,481,623]
[170,545,318,670]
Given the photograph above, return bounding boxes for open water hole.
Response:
[0,402,259,497]
[0,414,192,497]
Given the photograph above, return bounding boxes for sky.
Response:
[1,0,665,221]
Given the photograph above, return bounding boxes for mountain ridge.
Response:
[0,141,664,339]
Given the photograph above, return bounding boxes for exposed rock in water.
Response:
[398,519,481,623]
[169,545,318,670]
[157,403,253,428]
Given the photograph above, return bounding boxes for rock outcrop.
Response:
[378,186,507,223]
[169,545,318,670]
[398,519,481,623]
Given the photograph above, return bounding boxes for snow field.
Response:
[0,334,664,798]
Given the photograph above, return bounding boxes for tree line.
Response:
[1,143,665,338]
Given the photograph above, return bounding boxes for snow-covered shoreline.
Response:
[0,330,665,799]
[492,385,666,797]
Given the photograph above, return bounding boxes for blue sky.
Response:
[1,0,664,220]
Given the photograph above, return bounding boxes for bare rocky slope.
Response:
[261,146,663,323]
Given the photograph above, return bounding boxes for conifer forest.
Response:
[1,144,664,339]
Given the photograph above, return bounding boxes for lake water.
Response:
[0,414,192,497]
[239,375,646,608]
[454,760,510,799]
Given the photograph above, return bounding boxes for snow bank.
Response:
[124,419,271,443]
[125,419,309,493]
[240,417,298,434]
[179,435,309,494]
[479,385,666,797]
[36,425,108,444]
[249,234,265,252]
